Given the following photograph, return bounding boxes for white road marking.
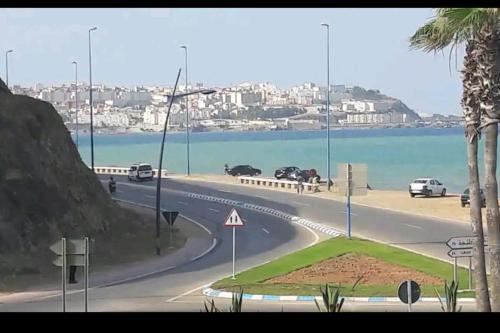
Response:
[208,208,220,213]
[190,238,218,262]
[403,223,422,229]
[96,266,177,288]
[180,214,213,235]
[257,195,271,200]
[292,201,310,207]
[145,194,156,199]
[292,222,320,248]
[165,283,212,303]
[177,201,188,205]
[261,228,270,234]
[116,190,124,194]
[219,189,232,193]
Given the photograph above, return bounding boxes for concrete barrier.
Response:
[238,176,319,192]
[94,166,168,178]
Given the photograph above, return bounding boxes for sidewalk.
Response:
[0,203,214,305]
[171,174,473,224]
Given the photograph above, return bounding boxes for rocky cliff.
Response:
[0,78,142,287]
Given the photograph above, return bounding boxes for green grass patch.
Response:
[212,237,474,297]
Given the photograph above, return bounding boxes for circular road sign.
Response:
[397,280,421,304]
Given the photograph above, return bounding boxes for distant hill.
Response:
[348,86,421,121]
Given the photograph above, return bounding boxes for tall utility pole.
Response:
[5,49,13,87]
[72,61,79,149]
[321,23,331,191]
[88,27,97,172]
[156,68,182,256]
[180,45,190,176]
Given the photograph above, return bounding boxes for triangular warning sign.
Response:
[224,208,244,227]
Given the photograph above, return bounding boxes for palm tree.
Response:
[410,8,500,312]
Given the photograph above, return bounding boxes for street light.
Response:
[154,86,215,256]
[72,61,79,149]
[321,23,331,191]
[88,27,97,172]
[155,68,182,256]
[5,49,13,87]
[180,45,190,176]
[166,89,216,100]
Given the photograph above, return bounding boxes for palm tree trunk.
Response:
[484,124,500,311]
[476,24,500,311]
[462,39,491,311]
[467,130,491,312]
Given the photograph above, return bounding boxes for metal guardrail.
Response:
[238,176,320,192]
[93,166,168,178]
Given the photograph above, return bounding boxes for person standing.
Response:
[69,265,77,284]
[297,175,304,194]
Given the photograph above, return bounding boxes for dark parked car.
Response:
[228,165,262,177]
[274,166,299,179]
[461,188,486,207]
[287,169,320,182]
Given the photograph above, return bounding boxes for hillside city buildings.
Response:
[11,82,463,134]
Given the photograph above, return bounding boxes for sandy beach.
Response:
[169,173,474,224]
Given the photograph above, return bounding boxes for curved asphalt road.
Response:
[0,175,320,312]
[0,174,479,311]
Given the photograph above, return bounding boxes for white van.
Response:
[128,163,154,181]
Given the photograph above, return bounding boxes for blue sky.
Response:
[0,8,464,115]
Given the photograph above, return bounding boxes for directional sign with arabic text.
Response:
[446,236,488,249]
[53,255,86,267]
[448,249,473,258]
[50,239,86,255]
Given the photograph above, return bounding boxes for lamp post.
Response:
[155,86,215,256]
[180,46,190,175]
[321,23,331,191]
[72,61,79,149]
[5,49,13,87]
[88,26,97,172]
[156,68,182,256]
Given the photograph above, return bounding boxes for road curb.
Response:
[202,287,476,303]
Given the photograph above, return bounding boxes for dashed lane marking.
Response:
[403,223,422,229]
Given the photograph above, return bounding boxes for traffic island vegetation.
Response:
[212,237,475,298]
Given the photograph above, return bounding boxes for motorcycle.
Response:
[109,182,116,193]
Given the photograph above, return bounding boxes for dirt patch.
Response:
[265,253,443,286]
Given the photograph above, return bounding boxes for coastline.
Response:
[69,123,463,136]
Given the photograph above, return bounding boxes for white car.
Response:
[128,163,154,181]
[409,178,446,197]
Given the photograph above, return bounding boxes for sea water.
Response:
[74,127,496,193]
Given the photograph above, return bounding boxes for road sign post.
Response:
[454,257,458,283]
[397,280,421,312]
[61,238,66,312]
[232,227,236,279]
[346,163,352,239]
[468,256,472,290]
[446,236,480,287]
[162,211,179,249]
[224,208,244,280]
[407,279,412,312]
[84,237,89,312]
[337,163,367,239]
[50,237,90,312]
